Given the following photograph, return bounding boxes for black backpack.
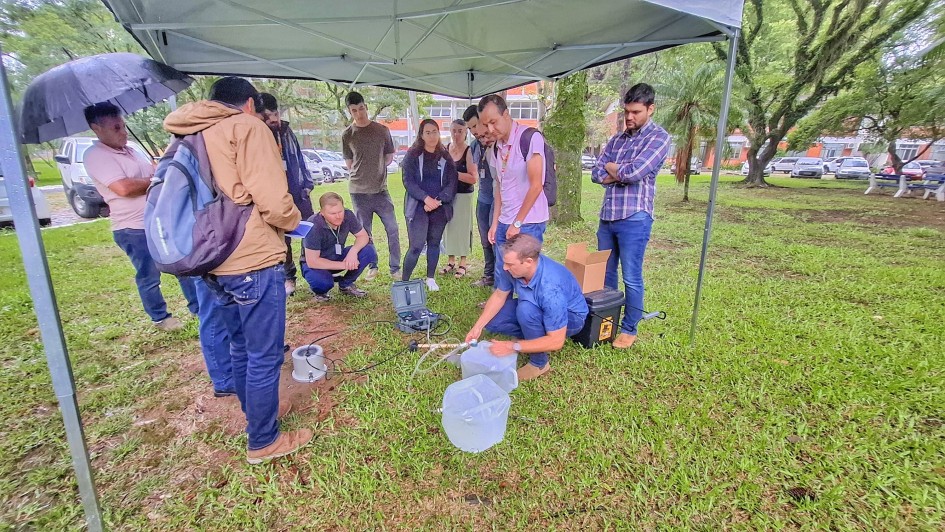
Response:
[494,127,557,206]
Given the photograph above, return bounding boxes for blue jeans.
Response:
[194,277,237,393]
[485,298,584,368]
[597,211,653,335]
[113,228,199,321]
[203,264,286,450]
[300,244,378,295]
[476,201,495,279]
[493,221,546,291]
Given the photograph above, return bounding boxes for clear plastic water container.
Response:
[441,374,511,453]
[459,341,518,393]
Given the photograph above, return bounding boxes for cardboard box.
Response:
[564,243,611,293]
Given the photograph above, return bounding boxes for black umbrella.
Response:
[18,52,193,145]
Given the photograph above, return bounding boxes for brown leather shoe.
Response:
[246,429,313,464]
[613,333,637,349]
[517,363,551,382]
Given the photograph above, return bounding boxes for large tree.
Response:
[788,54,945,172]
[717,0,935,187]
[543,71,588,226]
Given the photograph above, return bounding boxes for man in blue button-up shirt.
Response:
[591,83,670,350]
[466,234,588,381]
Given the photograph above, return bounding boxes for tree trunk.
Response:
[741,144,774,187]
[615,59,631,132]
[544,71,588,226]
[886,139,903,173]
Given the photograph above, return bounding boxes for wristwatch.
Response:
[512,342,522,352]
[512,220,523,228]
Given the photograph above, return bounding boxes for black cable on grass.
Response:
[298,314,454,377]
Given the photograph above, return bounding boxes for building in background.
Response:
[379,84,543,150]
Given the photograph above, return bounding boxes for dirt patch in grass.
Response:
[133,303,359,443]
[802,194,945,230]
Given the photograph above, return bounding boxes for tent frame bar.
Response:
[128,0,527,30]
[689,28,740,345]
[0,45,104,531]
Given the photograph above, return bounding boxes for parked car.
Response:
[393,150,409,166]
[790,157,824,178]
[387,159,399,174]
[834,157,872,179]
[740,161,773,175]
[822,156,851,174]
[56,137,150,218]
[914,159,943,172]
[0,171,52,228]
[771,157,799,173]
[882,161,925,180]
[302,149,350,183]
[670,157,702,175]
[581,154,596,170]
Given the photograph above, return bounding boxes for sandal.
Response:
[454,265,468,278]
[440,263,456,274]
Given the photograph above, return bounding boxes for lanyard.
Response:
[325,216,343,256]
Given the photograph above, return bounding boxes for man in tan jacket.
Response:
[164,77,310,463]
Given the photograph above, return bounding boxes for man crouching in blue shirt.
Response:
[465,234,588,381]
[301,192,377,301]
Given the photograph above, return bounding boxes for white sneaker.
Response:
[364,267,379,282]
[426,277,440,292]
[284,279,296,297]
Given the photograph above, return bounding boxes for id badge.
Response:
[335,243,343,255]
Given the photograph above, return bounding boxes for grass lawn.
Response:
[29,158,63,187]
[1,173,943,529]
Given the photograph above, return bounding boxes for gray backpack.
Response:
[144,132,253,276]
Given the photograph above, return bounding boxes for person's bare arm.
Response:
[490,326,567,356]
[305,248,346,271]
[465,289,511,343]
[513,154,544,223]
[107,178,150,197]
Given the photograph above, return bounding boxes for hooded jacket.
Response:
[164,100,301,275]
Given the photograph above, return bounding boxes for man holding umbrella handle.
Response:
[83,102,198,331]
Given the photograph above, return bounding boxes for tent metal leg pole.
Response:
[0,47,103,531]
[689,29,740,346]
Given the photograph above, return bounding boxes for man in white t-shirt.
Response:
[82,102,197,331]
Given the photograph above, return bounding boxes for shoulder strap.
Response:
[519,127,539,161]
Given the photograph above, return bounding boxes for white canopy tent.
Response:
[0,1,744,529]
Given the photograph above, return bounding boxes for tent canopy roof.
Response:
[103,0,744,98]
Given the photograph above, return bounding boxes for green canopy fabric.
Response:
[102,0,744,97]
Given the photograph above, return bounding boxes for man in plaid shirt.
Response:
[591,83,670,349]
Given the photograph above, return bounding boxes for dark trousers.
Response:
[597,211,653,335]
[402,207,448,280]
[350,191,401,273]
[485,298,585,368]
[203,264,286,450]
[300,244,378,295]
[112,228,198,321]
[194,277,236,393]
[284,194,315,282]
[475,200,495,279]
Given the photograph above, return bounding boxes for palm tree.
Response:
[655,63,727,202]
